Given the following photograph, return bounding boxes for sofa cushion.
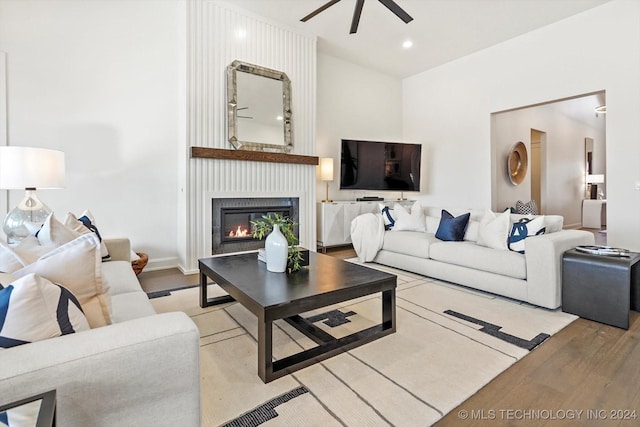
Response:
[391,201,426,232]
[435,210,470,241]
[101,261,143,296]
[12,234,111,328]
[0,273,89,349]
[110,292,156,323]
[430,241,527,280]
[382,231,439,259]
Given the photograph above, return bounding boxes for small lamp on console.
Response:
[319,157,334,203]
[0,147,66,243]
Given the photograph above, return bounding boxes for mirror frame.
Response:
[226,60,293,152]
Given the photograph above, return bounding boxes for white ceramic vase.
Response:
[265,224,288,273]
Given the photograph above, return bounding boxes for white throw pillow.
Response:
[36,212,81,246]
[0,273,89,349]
[476,210,511,251]
[0,240,27,274]
[12,233,110,328]
[391,201,426,232]
[64,211,110,260]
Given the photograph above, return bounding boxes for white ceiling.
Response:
[229,0,610,78]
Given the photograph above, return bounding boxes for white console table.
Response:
[582,199,606,229]
[317,201,379,250]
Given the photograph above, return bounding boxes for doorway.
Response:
[530,129,545,213]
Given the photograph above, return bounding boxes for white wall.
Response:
[492,99,606,228]
[403,0,640,250]
[0,0,183,268]
[316,53,404,202]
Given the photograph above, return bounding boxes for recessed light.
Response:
[402,40,413,49]
[276,116,283,121]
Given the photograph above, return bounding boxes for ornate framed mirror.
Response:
[226,60,292,152]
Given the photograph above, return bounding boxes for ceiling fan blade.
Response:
[301,0,342,22]
[377,0,413,23]
[350,0,365,34]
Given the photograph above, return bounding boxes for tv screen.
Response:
[340,139,422,191]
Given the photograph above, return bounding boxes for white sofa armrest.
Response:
[524,229,595,309]
[0,312,200,427]
[104,237,131,262]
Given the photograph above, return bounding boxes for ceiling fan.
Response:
[301,0,413,34]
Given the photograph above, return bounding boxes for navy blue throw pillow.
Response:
[435,210,471,241]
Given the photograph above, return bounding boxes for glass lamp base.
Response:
[2,190,52,244]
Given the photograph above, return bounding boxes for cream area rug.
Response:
[150,260,577,427]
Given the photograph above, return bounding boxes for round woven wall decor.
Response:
[507,141,528,185]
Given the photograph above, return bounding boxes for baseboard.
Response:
[178,265,199,275]
[145,256,180,272]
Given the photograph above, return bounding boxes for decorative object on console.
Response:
[575,245,630,257]
[251,213,306,273]
[586,174,604,199]
[319,157,334,203]
[435,210,470,242]
[0,147,65,244]
[507,141,528,185]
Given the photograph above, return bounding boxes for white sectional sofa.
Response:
[0,238,200,426]
[351,204,595,309]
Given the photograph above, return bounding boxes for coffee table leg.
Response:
[199,271,235,308]
[382,289,396,332]
[199,271,208,308]
[258,314,273,383]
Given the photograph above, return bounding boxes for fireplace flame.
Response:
[229,225,249,238]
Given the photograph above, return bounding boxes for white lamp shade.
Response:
[0,147,66,189]
[586,174,605,184]
[320,158,334,182]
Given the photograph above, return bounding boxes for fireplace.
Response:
[212,197,299,254]
[221,206,293,243]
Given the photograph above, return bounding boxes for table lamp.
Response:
[0,147,66,243]
[319,158,334,203]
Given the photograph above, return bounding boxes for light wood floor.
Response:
[140,242,639,426]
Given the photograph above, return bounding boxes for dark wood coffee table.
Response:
[199,251,397,383]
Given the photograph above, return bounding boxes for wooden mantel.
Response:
[191,147,319,165]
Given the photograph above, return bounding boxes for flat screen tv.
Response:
[340,139,422,192]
